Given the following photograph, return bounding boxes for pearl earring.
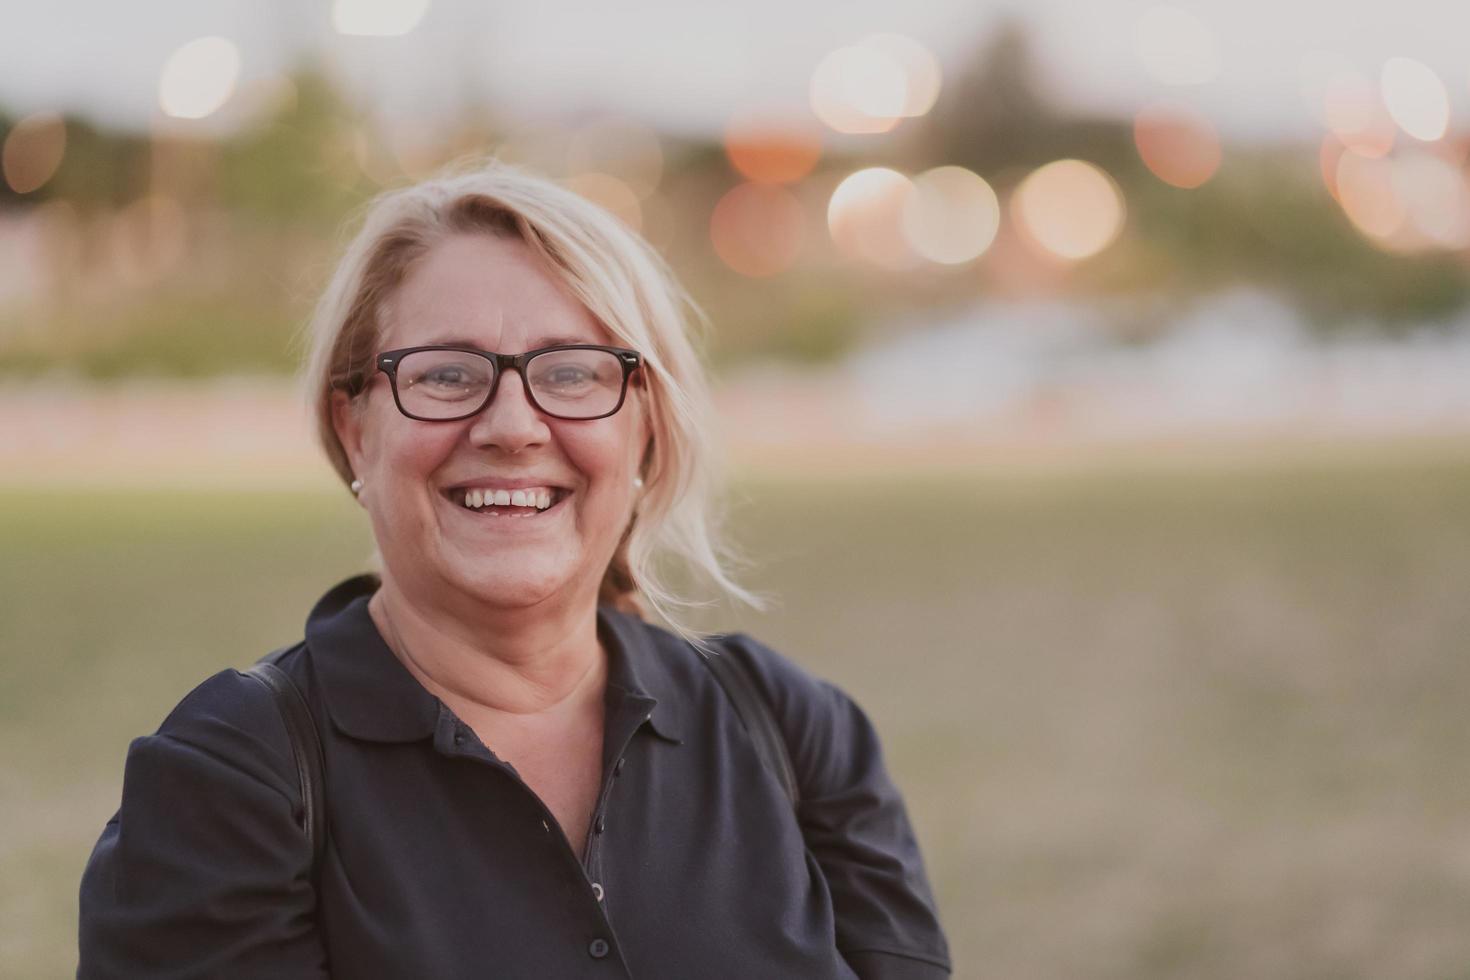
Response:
[350,478,364,496]
[633,476,644,489]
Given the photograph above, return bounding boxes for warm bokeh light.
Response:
[709,183,805,277]
[827,167,916,268]
[1391,150,1470,249]
[1335,151,1403,241]
[1133,103,1222,189]
[1323,71,1396,158]
[158,36,241,120]
[865,34,942,117]
[809,43,906,134]
[1012,160,1126,261]
[566,118,664,198]
[1380,57,1450,142]
[562,172,641,231]
[723,111,823,184]
[2,112,67,194]
[1319,136,1345,201]
[332,0,431,37]
[1134,5,1220,86]
[901,166,1000,264]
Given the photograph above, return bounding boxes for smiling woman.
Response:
[76,162,951,979]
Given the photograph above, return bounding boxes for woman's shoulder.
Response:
[614,610,843,714]
[138,645,311,797]
[620,613,877,780]
[80,647,324,975]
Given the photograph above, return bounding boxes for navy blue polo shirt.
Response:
[79,575,951,978]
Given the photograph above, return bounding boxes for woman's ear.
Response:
[331,390,367,481]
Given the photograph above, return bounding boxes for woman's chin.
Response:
[444,562,572,611]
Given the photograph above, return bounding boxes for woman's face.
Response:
[333,232,649,617]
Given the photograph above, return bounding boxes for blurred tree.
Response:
[926,18,1137,179]
[24,117,150,210]
[216,69,374,227]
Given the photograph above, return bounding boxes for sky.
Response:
[4,0,1470,141]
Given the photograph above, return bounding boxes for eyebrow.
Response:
[422,334,597,350]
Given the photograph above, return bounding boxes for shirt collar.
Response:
[305,575,685,744]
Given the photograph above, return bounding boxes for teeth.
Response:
[458,487,562,511]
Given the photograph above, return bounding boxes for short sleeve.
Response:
[723,636,952,979]
[78,668,329,979]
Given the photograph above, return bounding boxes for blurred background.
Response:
[4,1,1470,977]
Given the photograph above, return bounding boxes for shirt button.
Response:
[588,937,610,959]
[594,816,606,835]
[613,757,626,776]
[591,881,605,901]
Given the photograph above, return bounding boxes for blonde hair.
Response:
[302,161,762,639]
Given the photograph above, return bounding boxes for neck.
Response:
[368,576,606,721]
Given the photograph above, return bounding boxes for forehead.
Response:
[382,232,612,350]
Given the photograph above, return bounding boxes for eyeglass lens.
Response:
[394,348,626,420]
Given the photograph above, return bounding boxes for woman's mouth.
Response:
[444,486,570,518]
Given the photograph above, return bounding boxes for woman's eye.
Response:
[543,367,594,386]
[417,365,475,388]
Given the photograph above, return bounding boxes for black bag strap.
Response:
[698,637,800,808]
[243,661,327,874]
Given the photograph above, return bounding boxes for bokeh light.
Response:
[1012,160,1126,261]
[158,36,241,120]
[562,172,642,231]
[810,44,906,134]
[332,0,431,37]
[2,112,66,194]
[1133,103,1222,189]
[1323,71,1396,158]
[1380,57,1449,142]
[827,167,916,268]
[1134,6,1220,86]
[1391,150,1470,248]
[901,166,1000,264]
[710,183,805,277]
[566,118,664,198]
[1319,136,1346,201]
[864,34,942,117]
[723,110,823,184]
[1335,151,1403,241]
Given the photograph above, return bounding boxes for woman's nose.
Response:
[466,370,551,453]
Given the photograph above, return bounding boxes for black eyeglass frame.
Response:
[375,344,644,422]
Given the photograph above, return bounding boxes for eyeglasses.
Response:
[375,344,643,422]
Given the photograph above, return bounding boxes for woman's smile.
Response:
[440,485,573,523]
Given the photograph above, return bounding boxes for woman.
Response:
[78,164,951,978]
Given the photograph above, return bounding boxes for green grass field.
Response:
[6,453,1470,978]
